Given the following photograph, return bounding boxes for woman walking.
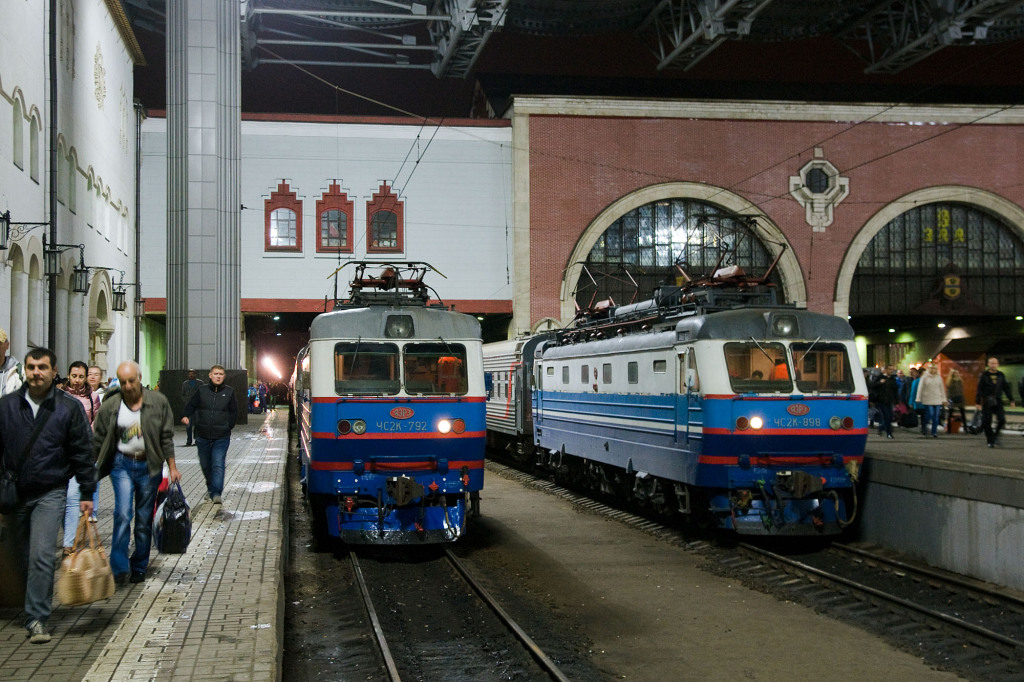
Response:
[915,362,947,438]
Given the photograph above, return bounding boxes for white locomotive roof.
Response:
[309,306,481,341]
[674,307,855,341]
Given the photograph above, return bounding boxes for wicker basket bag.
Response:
[57,514,116,606]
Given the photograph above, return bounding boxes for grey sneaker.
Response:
[27,620,51,644]
[212,495,222,504]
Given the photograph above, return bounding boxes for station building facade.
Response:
[4,2,1023,395]
[508,97,1024,401]
[0,0,143,381]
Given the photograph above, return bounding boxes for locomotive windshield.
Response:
[334,342,400,395]
[403,343,468,395]
[791,342,856,393]
[725,341,792,393]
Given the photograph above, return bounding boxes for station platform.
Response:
[0,411,287,682]
[859,413,1024,592]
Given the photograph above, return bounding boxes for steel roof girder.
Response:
[637,0,776,71]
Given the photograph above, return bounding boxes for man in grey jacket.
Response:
[93,361,181,585]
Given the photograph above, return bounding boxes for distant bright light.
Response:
[888,328,895,333]
[1017,316,1023,321]
[937,323,946,329]
[261,356,283,379]
[272,315,280,321]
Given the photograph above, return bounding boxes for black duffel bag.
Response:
[154,482,192,554]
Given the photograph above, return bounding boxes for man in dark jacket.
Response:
[93,361,181,585]
[975,356,1016,448]
[0,347,94,644]
[182,364,237,504]
[179,369,203,446]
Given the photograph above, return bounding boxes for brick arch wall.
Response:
[834,185,1024,318]
[557,181,806,325]
[514,99,1024,334]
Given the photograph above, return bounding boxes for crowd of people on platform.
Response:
[0,328,236,644]
[866,356,1019,447]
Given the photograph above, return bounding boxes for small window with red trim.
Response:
[265,182,302,252]
[317,182,354,253]
[366,182,404,253]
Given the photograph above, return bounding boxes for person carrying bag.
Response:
[57,514,116,606]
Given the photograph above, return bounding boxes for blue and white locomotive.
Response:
[293,262,485,545]
[485,270,867,536]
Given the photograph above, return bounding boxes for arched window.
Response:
[851,202,1024,316]
[316,182,354,253]
[580,198,780,307]
[29,113,40,182]
[366,183,403,253]
[265,181,302,252]
[12,98,24,169]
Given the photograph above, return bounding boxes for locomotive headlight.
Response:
[771,314,798,337]
[749,416,764,430]
[829,416,842,430]
[385,315,414,338]
[352,419,367,435]
[437,419,452,434]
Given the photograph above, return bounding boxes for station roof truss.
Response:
[119,0,1024,79]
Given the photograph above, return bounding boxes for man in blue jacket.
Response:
[0,347,94,644]
[181,364,237,504]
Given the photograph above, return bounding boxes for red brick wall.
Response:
[527,113,1023,320]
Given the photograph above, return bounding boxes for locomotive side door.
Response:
[677,348,701,444]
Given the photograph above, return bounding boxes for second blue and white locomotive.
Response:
[485,274,868,536]
[294,262,485,545]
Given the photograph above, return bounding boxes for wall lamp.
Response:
[0,210,49,250]
[88,266,139,311]
[42,236,89,293]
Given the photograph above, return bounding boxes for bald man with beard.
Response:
[92,361,182,585]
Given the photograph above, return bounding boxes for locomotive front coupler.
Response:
[386,475,425,507]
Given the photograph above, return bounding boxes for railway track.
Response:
[722,543,1024,680]
[351,548,572,682]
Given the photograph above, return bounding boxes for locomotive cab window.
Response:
[724,341,791,393]
[334,342,399,395]
[790,342,855,393]
[402,343,469,395]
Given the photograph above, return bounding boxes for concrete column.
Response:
[28,275,45,349]
[55,285,68,366]
[165,0,241,375]
[11,270,29,357]
[68,292,87,363]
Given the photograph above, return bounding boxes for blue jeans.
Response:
[196,436,230,498]
[64,477,100,548]
[924,404,942,436]
[15,487,66,627]
[110,454,160,576]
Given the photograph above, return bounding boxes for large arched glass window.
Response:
[851,202,1024,316]
[579,198,781,307]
